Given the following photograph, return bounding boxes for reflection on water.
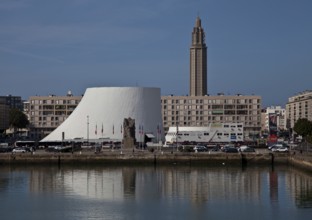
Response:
[0,165,312,220]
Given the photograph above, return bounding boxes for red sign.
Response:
[268,134,277,143]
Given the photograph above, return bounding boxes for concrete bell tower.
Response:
[189,16,207,96]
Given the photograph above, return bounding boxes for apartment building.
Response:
[0,95,23,131]
[28,91,82,139]
[286,90,312,129]
[161,94,261,140]
[263,106,286,132]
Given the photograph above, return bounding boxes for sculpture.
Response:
[123,118,136,148]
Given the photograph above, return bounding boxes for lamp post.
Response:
[87,115,89,144]
[176,123,179,152]
[172,123,178,154]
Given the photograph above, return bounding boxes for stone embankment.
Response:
[1,150,308,168]
[289,152,312,171]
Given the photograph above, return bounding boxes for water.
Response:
[0,165,312,220]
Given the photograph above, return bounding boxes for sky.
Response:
[0,0,311,107]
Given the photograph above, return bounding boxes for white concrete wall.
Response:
[41,87,163,142]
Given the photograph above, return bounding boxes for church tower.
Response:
[189,16,207,96]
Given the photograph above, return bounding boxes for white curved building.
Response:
[41,87,163,142]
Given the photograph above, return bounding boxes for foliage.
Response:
[307,135,312,144]
[9,108,29,129]
[293,118,312,141]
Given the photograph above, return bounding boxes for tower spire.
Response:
[189,16,207,96]
[195,16,201,27]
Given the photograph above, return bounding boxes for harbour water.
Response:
[0,165,312,220]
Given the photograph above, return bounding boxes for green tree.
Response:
[9,108,29,131]
[307,135,312,144]
[293,118,312,141]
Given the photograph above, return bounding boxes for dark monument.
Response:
[123,118,136,148]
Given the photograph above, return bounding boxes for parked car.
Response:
[12,148,26,153]
[268,143,288,151]
[271,146,289,152]
[221,144,235,152]
[194,145,208,152]
[224,147,238,153]
[0,147,13,153]
[210,146,221,152]
[239,146,255,152]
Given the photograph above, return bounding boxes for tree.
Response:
[293,118,312,141]
[9,108,29,131]
[307,135,312,144]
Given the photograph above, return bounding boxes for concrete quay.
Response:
[0,149,305,168]
[289,152,312,171]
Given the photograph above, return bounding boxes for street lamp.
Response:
[87,115,89,144]
[176,123,179,152]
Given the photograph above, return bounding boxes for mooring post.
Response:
[58,155,61,167]
[241,153,247,166]
[270,153,274,165]
[154,154,157,166]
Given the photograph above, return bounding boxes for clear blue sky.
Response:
[1,0,311,107]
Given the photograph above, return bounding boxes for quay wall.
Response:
[289,153,312,171]
[0,152,291,167]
